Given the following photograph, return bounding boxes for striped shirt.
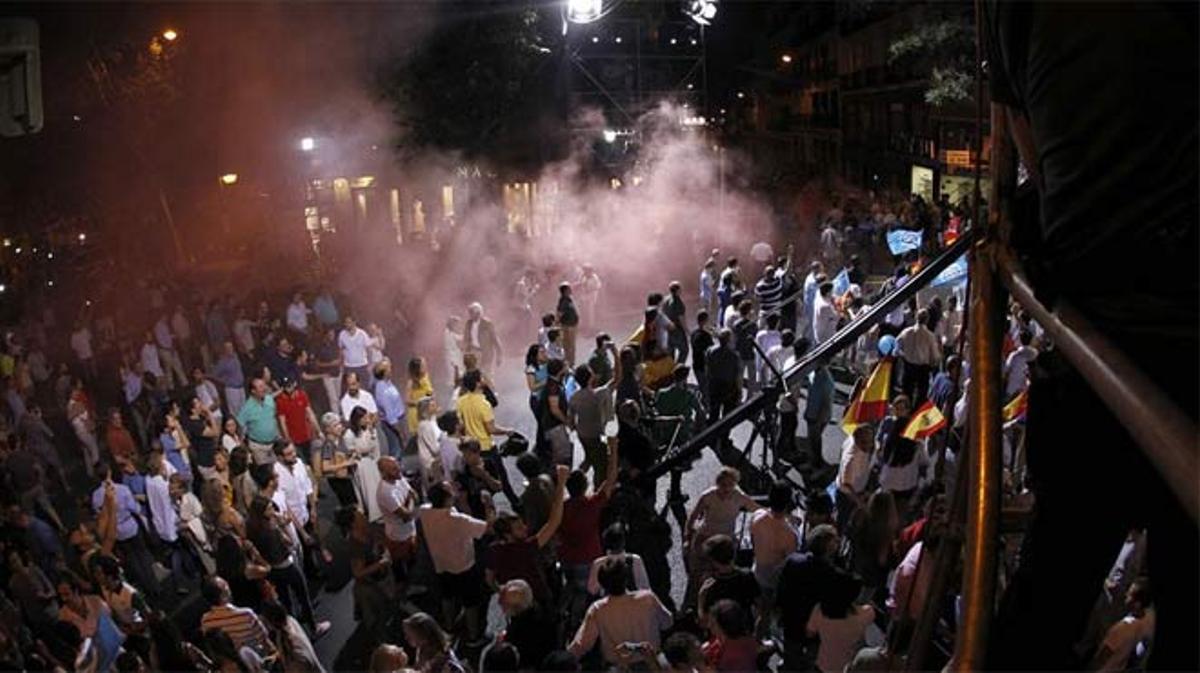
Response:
[755,275,784,315]
[200,604,269,651]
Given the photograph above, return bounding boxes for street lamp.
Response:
[602,129,617,143]
[220,173,239,185]
[299,137,316,152]
[683,0,718,26]
[780,53,793,64]
[566,0,604,24]
[162,28,179,42]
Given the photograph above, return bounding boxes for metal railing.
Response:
[642,229,977,482]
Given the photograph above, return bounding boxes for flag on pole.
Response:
[841,358,894,435]
[901,400,947,440]
[1003,389,1028,423]
[886,229,923,255]
[832,268,851,296]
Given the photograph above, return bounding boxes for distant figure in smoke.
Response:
[717,258,743,326]
[699,257,718,319]
[515,270,540,327]
[443,316,464,391]
[464,303,503,376]
[577,265,603,328]
[556,283,580,367]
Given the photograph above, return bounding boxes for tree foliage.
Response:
[887,8,975,107]
[379,3,555,165]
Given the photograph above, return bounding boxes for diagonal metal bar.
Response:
[642,229,977,482]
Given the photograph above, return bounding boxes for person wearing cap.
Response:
[275,375,320,466]
[556,283,580,367]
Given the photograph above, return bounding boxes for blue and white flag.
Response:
[931,254,969,288]
[886,229,923,255]
[832,269,851,296]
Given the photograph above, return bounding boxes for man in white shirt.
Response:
[70,323,96,379]
[836,425,875,530]
[1091,577,1155,672]
[339,371,378,421]
[140,331,165,380]
[896,309,942,403]
[755,314,783,384]
[376,456,418,567]
[570,556,674,667]
[1003,329,1039,400]
[286,293,310,337]
[811,278,839,346]
[419,481,494,643]
[273,443,315,529]
[338,315,372,385]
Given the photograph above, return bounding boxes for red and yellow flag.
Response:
[841,358,893,435]
[1003,389,1028,423]
[901,400,947,440]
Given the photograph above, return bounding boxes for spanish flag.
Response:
[841,358,894,435]
[1003,389,1028,423]
[901,400,947,440]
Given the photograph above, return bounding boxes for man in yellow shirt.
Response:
[457,370,519,504]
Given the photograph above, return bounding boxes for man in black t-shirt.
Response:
[691,310,715,405]
[182,394,220,482]
[697,535,760,626]
[985,4,1198,669]
[556,283,580,367]
[537,359,573,466]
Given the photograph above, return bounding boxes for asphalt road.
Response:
[311,312,860,668]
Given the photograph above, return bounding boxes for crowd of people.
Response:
[0,188,1156,673]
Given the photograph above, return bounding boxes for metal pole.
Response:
[949,7,1013,654]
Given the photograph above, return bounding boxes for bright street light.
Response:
[781,54,793,64]
[220,173,239,185]
[566,0,603,24]
[602,129,617,143]
[300,137,316,152]
[162,29,178,42]
[684,0,718,26]
[77,233,86,243]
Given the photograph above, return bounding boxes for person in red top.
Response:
[486,465,568,607]
[274,377,320,466]
[104,408,138,468]
[702,599,760,672]
[558,437,619,592]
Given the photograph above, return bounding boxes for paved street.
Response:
[310,310,859,668]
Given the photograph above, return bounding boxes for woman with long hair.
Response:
[850,490,900,600]
[402,612,464,673]
[523,344,549,416]
[220,416,243,454]
[405,356,434,435]
[615,346,642,407]
[806,576,875,673]
[344,405,383,522]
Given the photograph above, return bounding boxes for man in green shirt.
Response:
[236,377,280,464]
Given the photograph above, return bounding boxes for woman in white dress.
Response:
[343,405,383,522]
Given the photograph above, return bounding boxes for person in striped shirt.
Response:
[199,576,275,655]
[754,266,784,321]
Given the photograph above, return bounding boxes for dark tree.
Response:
[378,1,562,170]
